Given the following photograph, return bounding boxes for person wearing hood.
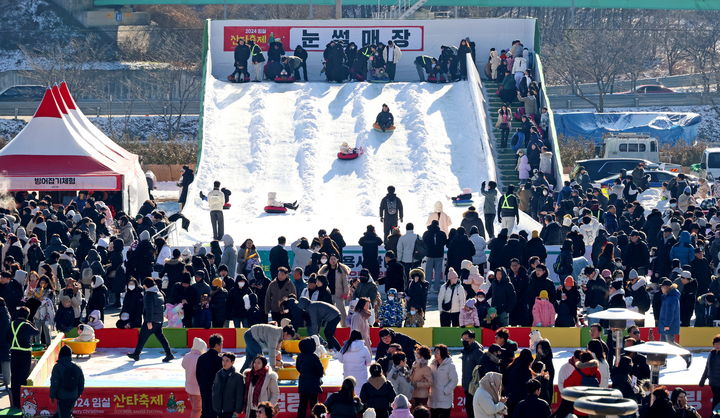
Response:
[358,224,383,285]
[658,278,681,343]
[128,278,174,363]
[670,230,695,267]
[217,234,238,278]
[388,394,412,418]
[50,345,85,417]
[627,271,650,317]
[466,226,487,272]
[298,296,342,351]
[296,337,325,418]
[182,337,207,418]
[379,288,405,327]
[438,268,466,326]
[486,268,516,327]
[428,345,458,417]
[555,276,580,327]
[86,275,108,322]
[446,226,476,275]
[128,229,155,281]
[336,330,372,388]
[695,293,719,327]
[473,372,509,418]
[379,186,403,239]
[211,352,245,418]
[426,201,452,236]
[81,248,105,292]
[360,363,397,418]
[209,278,228,328]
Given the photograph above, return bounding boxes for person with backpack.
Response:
[553,240,574,280]
[563,350,601,389]
[380,186,404,240]
[50,345,85,418]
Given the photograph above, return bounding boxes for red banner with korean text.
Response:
[223,25,424,52]
[22,384,714,417]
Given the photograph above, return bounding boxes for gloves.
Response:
[380,217,384,222]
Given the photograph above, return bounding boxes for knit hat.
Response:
[392,394,409,410]
[532,230,539,239]
[601,269,612,278]
[564,276,575,287]
[447,267,459,282]
[681,270,692,279]
[195,269,207,281]
[487,307,497,315]
[212,278,223,288]
[538,290,549,300]
[628,269,638,280]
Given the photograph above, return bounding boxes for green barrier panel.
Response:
[146,327,188,348]
[580,326,630,347]
[432,327,482,346]
[64,328,79,338]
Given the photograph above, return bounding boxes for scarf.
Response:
[245,366,269,406]
[479,372,503,403]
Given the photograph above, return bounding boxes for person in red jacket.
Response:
[562,351,601,417]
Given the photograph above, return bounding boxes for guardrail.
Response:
[547,72,720,95]
[466,53,497,184]
[551,92,719,109]
[534,54,566,187]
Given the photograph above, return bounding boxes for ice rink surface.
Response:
[45,347,710,387]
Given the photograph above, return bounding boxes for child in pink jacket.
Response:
[459,299,480,327]
[532,290,556,327]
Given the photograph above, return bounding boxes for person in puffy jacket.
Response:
[49,345,85,418]
[297,337,325,418]
[670,231,695,267]
[426,201,452,236]
[438,268,466,326]
[219,235,237,278]
[486,268,516,327]
[459,299,480,327]
[658,279,681,342]
[361,363,397,418]
[211,352,244,418]
[422,221,448,291]
[182,337,206,418]
[429,345,458,416]
[325,377,363,418]
[380,288,405,327]
[472,371,507,418]
[128,278,174,362]
[337,330,372,388]
[532,290,555,327]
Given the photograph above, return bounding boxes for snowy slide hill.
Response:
[179,79,539,245]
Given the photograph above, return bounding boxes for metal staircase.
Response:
[483,79,521,187]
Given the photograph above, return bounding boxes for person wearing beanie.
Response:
[50,345,85,417]
[555,276,580,327]
[607,279,626,309]
[497,185,519,233]
[658,278,681,343]
[438,267,466,326]
[182,338,207,418]
[210,277,229,328]
[532,290,556,327]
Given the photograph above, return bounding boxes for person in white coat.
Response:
[336,330,372,388]
[396,224,419,275]
[468,227,487,274]
[511,54,527,88]
[472,372,508,418]
[426,201,452,236]
[438,268,466,326]
[516,150,531,182]
[429,345,458,417]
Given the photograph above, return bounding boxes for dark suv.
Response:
[571,158,652,182]
[0,85,45,102]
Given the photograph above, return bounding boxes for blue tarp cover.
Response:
[554,112,701,143]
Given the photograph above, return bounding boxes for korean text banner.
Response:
[210,18,537,81]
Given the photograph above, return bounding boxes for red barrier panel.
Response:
[638,327,679,343]
[95,328,138,348]
[22,384,714,417]
[187,328,237,348]
[481,327,531,348]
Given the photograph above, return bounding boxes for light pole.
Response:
[587,308,645,366]
[624,341,691,384]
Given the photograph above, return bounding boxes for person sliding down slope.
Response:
[375,104,395,132]
[340,142,362,155]
[267,192,299,210]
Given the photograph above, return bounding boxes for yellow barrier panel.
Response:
[680,327,717,347]
[236,328,249,348]
[531,327,581,348]
[393,327,434,346]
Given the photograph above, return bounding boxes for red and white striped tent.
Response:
[0,85,149,214]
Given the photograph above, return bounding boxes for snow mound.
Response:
[179,79,539,245]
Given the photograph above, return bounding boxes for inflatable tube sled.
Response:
[427,76,449,84]
[452,199,474,207]
[338,148,364,160]
[368,78,390,83]
[274,76,296,83]
[373,123,396,132]
[227,74,250,83]
[264,206,287,214]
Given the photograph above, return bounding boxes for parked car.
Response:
[0,85,45,102]
[572,158,652,183]
[619,85,674,94]
[593,169,695,190]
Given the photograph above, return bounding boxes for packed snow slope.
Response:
[180,79,539,245]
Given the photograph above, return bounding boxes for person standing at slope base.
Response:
[380,186,404,239]
[497,185,519,233]
[202,181,225,241]
[480,181,498,238]
[50,345,85,418]
[9,306,38,409]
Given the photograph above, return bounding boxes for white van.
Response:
[701,147,720,181]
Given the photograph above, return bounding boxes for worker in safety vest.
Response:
[414,55,437,81]
[8,306,38,408]
[497,185,520,234]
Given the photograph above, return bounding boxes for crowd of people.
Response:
[228,36,478,83]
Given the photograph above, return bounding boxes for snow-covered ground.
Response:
[179,79,539,246]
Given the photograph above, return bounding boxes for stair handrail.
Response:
[533,53,566,189]
[465,53,498,184]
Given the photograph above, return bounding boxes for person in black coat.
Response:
[8,307,39,408]
[406,268,429,312]
[228,275,252,327]
[540,216,564,246]
[446,226,475,275]
[508,259,530,326]
[501,235,524,269]
[487,268,516,327]
[197,334,223,418]
[555,278,580,327]
[86,276,108,321]
[524,231,547,266]
[691,248,713,295]
[119,278,143,328]
[49,345,85,418]
[379,186,403,239]
[267,41,285,62]
[625,231,650,275]
[178,165,194,208]
[293,45,309,81]
[360,363,396,418]
[268,236,289,280]
[107,238,126,307]
[358,225,383,281]
[382,250,405,293]
[0,271,23,315]
[680,273,698,327]
[512,378,551,418]
[170,273,196,327]
[231,38,251,82]
[375,328,419,367]
[460,207,485,238]
[297,337,325,418]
